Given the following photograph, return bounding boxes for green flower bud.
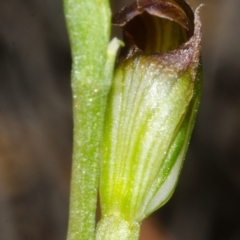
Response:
[97,0,202,238]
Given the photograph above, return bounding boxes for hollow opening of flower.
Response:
[123,12,188,53]
[113,0,195,59]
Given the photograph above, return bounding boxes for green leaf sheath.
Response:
[63,0,118,239]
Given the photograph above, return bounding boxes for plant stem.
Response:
[96,216,140,240]
[63,0,119,239]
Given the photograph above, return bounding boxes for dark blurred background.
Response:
[0,0,239,239]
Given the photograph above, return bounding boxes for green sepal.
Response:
[142,63,203,217]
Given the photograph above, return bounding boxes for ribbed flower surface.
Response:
[99,0,202,226]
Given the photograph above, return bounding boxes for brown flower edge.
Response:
[113,0,202,80]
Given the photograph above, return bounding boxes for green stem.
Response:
[63,0,119,240]
[96,216,140,240]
